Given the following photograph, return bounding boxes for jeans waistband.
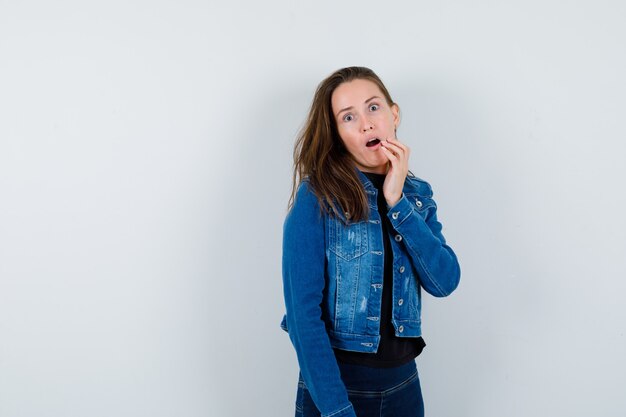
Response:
[336,360,417,392]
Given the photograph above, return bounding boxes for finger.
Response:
[382,139,403,151]
[386,137,410,153]
[381,140,405,158]
[385,138,411,160]
[380,144,398,162]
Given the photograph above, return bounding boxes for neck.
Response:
[358,162,389,175]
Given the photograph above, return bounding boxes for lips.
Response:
[366,138,381,147]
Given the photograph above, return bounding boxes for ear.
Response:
[391,103,400,129]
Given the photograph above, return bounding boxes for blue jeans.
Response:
[295,361,424,417]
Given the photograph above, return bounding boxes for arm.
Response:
[380,138,460,297]
[282,181,356,417]
[387,182,461,297]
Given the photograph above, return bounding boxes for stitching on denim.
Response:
[323,403,353,417]
[399,207,447,296]
[334,253,341,329]
[346,370,419,397]
[295,383,304,413]
[348,260,360,330]
[414,248,445,294]
[383,370,419,396]
[329,219,369,261]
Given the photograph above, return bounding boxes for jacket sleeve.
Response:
[282,181,357,417]
[386,179,461,297]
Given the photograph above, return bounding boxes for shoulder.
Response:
[288,178,325,223]
[294,178,319,205]
[403,173,434,197]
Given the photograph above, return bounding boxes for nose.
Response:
[361,117,374,132]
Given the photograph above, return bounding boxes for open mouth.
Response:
[366,138,381,147]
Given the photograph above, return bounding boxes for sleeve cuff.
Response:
[387,193,415,227]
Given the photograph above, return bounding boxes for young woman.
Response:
[280,67,460,417]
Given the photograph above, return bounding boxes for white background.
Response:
[1,1,625,416]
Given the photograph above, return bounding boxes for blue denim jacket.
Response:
[281,170,460,417]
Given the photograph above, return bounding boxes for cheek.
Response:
[338,128,357,148]
[381,113,396,128]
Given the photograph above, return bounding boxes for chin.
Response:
[367,164,388,174]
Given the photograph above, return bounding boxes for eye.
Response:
[369,104,379,111]
[343,114,354,122]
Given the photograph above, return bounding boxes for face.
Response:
[331,78,400,174]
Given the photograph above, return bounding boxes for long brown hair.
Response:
[289,66,397,223]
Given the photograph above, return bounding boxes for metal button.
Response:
[394,235,402,242]
[399,266,405,273]
[398,299,404,306]
[392,211,399,220]
[415,199,423,208]
[398,325,404,333]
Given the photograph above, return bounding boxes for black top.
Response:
[333,171,425,368]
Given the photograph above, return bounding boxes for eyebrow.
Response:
[335,96,382,118]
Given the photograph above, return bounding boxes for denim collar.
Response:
[357,168,419,196]
[356,169,377,193]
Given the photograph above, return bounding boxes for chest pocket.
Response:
[328,217,369,261]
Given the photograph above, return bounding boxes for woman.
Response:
[280,67,460,417]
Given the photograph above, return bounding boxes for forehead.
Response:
[331,79,384,111]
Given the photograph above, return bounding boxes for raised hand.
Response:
[380,137,410,207]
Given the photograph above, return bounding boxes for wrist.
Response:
[385,195,401,208]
